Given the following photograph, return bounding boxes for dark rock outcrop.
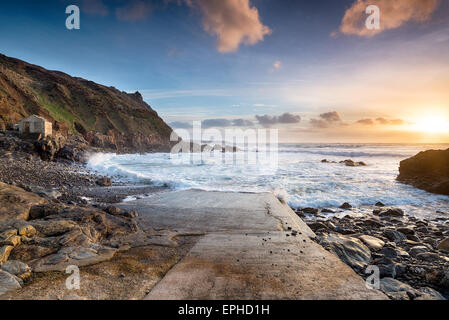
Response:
[397,149,449,196]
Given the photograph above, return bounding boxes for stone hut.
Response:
[17,115,52,137]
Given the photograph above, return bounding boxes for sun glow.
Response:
[414,116,449,134]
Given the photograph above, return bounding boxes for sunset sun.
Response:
[414,116,449,134]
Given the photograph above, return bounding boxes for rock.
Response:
[416,252,440,262]
[30,220,77,237]
[96,177,112,187]
[105,206,123,215]
[321,208,335,213]
[381,247,399,259]
[104,206,138,219]
[318,233,371,270]
[56,145,87,163]
[359,235,385,250]
[396,227,414,235]
[380,278,419,300]
[325,221,336,231]
[409,245,431,257]
[335,226,356,235]
[29,203,66,220]
[340,159,358,167]
[383,229,406,243]
[28,186,62,200]
[9,245,56,262]
[339,202,352,210]
[0,270,22,296]
[379,208,404,217]
[0,182,47,222]
[299,208,319,215]
[123,210,138,218]
[0,260,31,279]
[44,251,69,265]
[403,239,421,247]
[0,245,13,263]
[307,222,328,232]
[397,249,409,258]
[68,247,98,260]
[34,135,66,161]
[415,287,446,300]
[361,218,384,228]
[375,201,385,207]
[437,237,449,251]
[406,234,421,242]
[32,246,117,272]
[0,229,17,238]
[0,235,21,247]
[397,148,449,196]
[18,225,36,237]
[378,264,397,278]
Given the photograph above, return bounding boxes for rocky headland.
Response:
[0,53,175,154]
[398,148,449,196]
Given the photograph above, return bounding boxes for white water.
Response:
[87,144,449,219]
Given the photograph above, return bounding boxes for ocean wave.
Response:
[275,149,410,158]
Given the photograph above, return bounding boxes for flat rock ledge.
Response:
[119,190,387,300]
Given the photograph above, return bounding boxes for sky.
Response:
[0,0,448,143]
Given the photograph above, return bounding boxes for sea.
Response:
[87,143,449,220]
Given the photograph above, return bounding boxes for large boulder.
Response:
[0,260,32,280]
[0,270,22,296]
[359,235,385,250]
[318,233,371,271]
[0,182,47,222]
[397,148,449,196]
[380,277,419,300]
[34,135,66,161]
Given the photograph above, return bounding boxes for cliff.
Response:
[0,53,174,153]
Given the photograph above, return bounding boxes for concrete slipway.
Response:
[118,189,387,300]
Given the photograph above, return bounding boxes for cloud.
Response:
[310,111,343,128]
[186,0,272,53]
[232,119,254,126]
[357,118,375,125]
[256,113,301,127]
[355,117,406,126]
[376,118,405,125]
[116,0,153,22]
[202,119,233,128]
[81,0,109,16]
[320,111,342,123]
[337,0,440,37]
[270,60,282,72]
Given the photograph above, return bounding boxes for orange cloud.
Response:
[337,0,440,37]
[187,0,272,53]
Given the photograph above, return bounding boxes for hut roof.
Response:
[18,115,52,124]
